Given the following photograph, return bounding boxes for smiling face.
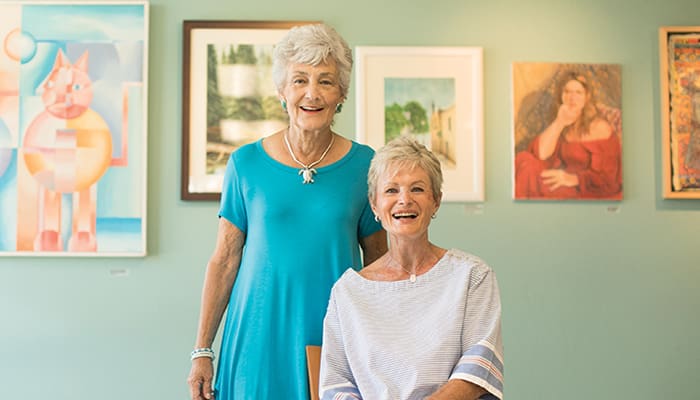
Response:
[561,79,589,114]
[372,163,441,241]
[280,60,343,135]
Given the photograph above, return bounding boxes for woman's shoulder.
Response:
[585,117,613,141]
[348,139,376,157]
[444,248,494,277]
[230,138,264,161]
[326,138,376,170]
[330,268,363,294]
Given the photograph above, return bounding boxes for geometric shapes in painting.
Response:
[0,2,148,256]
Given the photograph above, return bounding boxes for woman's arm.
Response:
[437,264,504,400]
[427,379,487,400]
[187,218,246,400]
[577,126,621,197]
[540,116,616,192]
[319,295,363,400]
[359,229,387,266]
[537,104,578,160]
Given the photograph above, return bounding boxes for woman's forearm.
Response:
[427,379,487,400]
[536,119,566,160]
[194,219,245,348]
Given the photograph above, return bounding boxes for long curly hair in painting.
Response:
[514,64,622,153]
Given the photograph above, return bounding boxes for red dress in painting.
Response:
[515,133,622,200]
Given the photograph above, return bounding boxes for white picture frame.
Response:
[355,46,484,202]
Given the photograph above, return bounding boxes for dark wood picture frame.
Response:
[181,20,314,200]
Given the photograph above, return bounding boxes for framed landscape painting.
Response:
[181,20,314,201]
[0,2,149,256]
[355,46,484,202]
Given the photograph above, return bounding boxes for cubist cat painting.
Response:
[0,2,148,256]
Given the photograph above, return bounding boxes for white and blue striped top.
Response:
[319,248,504,400]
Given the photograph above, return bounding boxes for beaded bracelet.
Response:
[191,347,216,361]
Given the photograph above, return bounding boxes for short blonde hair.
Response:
[272,23,353,98]
[368,136,443,204]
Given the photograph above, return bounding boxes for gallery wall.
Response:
[1,0,699,399]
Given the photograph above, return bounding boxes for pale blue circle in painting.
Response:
[4,29,37,64]
[0,118,12,178]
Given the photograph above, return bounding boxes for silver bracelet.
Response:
[191,347,215,361]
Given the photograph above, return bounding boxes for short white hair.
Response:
[368,136,443,204]
[272,23,352,98]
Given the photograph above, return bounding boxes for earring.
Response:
[374,214,380,222]
[281,100,287,111]
[335,103,343,114]
[431,213,437,219]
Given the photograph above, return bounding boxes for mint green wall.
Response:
[1,0,699,399]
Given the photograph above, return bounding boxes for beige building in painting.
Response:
[429,103,457,164]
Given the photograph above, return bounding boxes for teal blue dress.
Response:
[215,139,381,399]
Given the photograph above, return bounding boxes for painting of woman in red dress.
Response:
[513,64,622,200]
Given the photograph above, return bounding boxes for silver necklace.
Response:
[283,133,335,184]
[389,251,433,283]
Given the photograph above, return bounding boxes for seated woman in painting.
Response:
[514,71,622,200]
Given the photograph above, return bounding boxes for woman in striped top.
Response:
[319,136,503,400]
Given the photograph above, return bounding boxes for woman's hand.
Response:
[536,104,581,160]
[541,169,579,191]
[187,358,216,400]
[555,104,581,127]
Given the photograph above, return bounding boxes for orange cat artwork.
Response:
[22,49,112,252]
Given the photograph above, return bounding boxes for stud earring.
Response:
[335,103,343,114]
[374,214,380,222]
[431,213,437,219]
[281,100,287,111]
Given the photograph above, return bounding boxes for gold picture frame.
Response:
[659,26,700,199]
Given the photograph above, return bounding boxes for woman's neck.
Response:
[386,241,438,274]
[285,127,335,162]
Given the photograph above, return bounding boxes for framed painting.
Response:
[0,1,149,257]
[355,46,484,202]
[512,62,623,201]
[659,26,700,199]
[181,20,315,201]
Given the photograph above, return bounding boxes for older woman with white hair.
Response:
[319,136,503,400]
[187,23,387,400]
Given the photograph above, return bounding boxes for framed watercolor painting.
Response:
[181,20,315,201]
[659,26,700,199]
[512,62,623,201]
[355,46,484,202]
[0,1,149,257]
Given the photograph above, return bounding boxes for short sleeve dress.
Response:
[214,138,382,399]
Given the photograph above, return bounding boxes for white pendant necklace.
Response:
[283,133,335,184]
[389,251,432,283]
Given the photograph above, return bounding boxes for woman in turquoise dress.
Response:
[187,23,387,400]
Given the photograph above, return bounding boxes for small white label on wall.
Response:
[464,204,485,215]
[606,205,621,214]
[109,268,130,277]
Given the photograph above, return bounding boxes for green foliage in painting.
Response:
[223,96,264,120]
[385,103,408,141]
[384,101,429,141]
[236,44,257,64]
[404,101,428,133]
[262,96,288,121]
[207,44,224,127]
